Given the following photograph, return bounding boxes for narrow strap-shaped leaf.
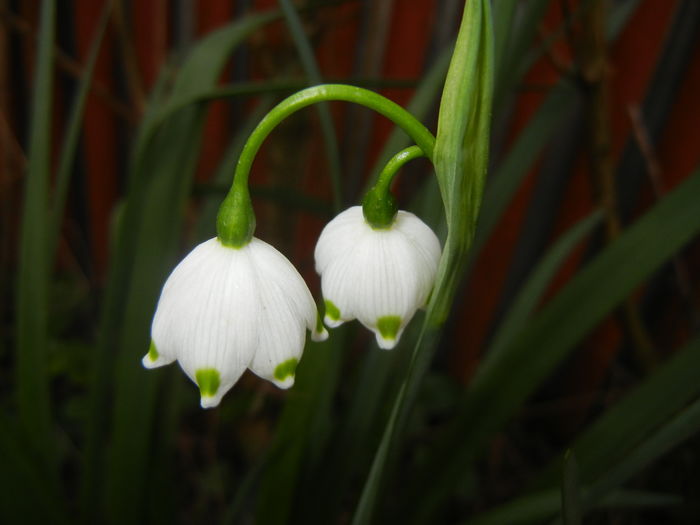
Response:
[255,332,344,524]
[545,335,700,485]
[463,487,680,525]
[15,0,55,473]
[81,13,283,523]
[469,335,700,523]
[0,413,68,524]
[561,451,582,525]
[279,0,343,210]
[414,167,700,522]
[50,3,111,253]
[585,396,700,505]
[486,211,602,362]
[472,84,576,259]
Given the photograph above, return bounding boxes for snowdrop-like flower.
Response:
[315,206,441,349]
[142,237,327,408]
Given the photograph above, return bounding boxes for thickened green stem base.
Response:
[216,84,436,247]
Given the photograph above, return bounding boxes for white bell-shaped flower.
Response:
[142,237,327,408]
[315,206,441,349]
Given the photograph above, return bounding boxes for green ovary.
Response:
[148,341,159,361]
[377,315,402,340]
[196,368,221,398]
[324,299,341,321]
[274,358,299,381]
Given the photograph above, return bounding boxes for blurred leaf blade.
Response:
[279,0,342,210]
[474,84,577,257]
[487,211,602,360]
[546,335,700,486]
[586,395,700,505]
[79,12,283,523]
[416,167,700,522]
[255,334,344,525]
[471,335,700,524]
[15,0,55,470]
[50,3,111,252]
[464,487,680,525]
[562,452,582,525]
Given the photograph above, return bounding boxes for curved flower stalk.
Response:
[143,237,327,408]
[315,206,441,349]
[143,85,437,407]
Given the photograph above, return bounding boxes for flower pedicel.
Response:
[142,85,439,407]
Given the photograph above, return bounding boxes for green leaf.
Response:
[415,167,700,522]
[51,3,111,252]
[469,335,700,524]
[586,396,700,506]
[0,413,68,524]
[15,0,55,471]
[463,488,680,525]
[472,84,577,259]
[79,13,281,523]
[255,332,344,524]
[562,451,582,525]
[279,0,342,210]
[538,336,700,487]
[487,211,602,362]
[493,0,548,105]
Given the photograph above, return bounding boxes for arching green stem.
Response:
[216,84,436,247]
[363,145,426,229]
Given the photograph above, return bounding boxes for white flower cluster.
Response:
[143,207,441,408]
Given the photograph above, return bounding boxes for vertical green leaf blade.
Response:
[562,452,582,525]
[538,335,700,486]
[50,4,111,252]
[80,13,280,523]
[415,168,700,522]
[15,0,55,467]
[485,211,602,370]
[279,0,342,210]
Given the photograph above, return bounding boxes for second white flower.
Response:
[314,206,441,349]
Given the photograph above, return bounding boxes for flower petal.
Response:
[151,239,259,407]
[246,239,317,388]
[314,207,441,349]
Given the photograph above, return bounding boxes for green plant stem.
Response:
[362,145,425,228]
[216,84,436,246]
[375,145,425,195]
